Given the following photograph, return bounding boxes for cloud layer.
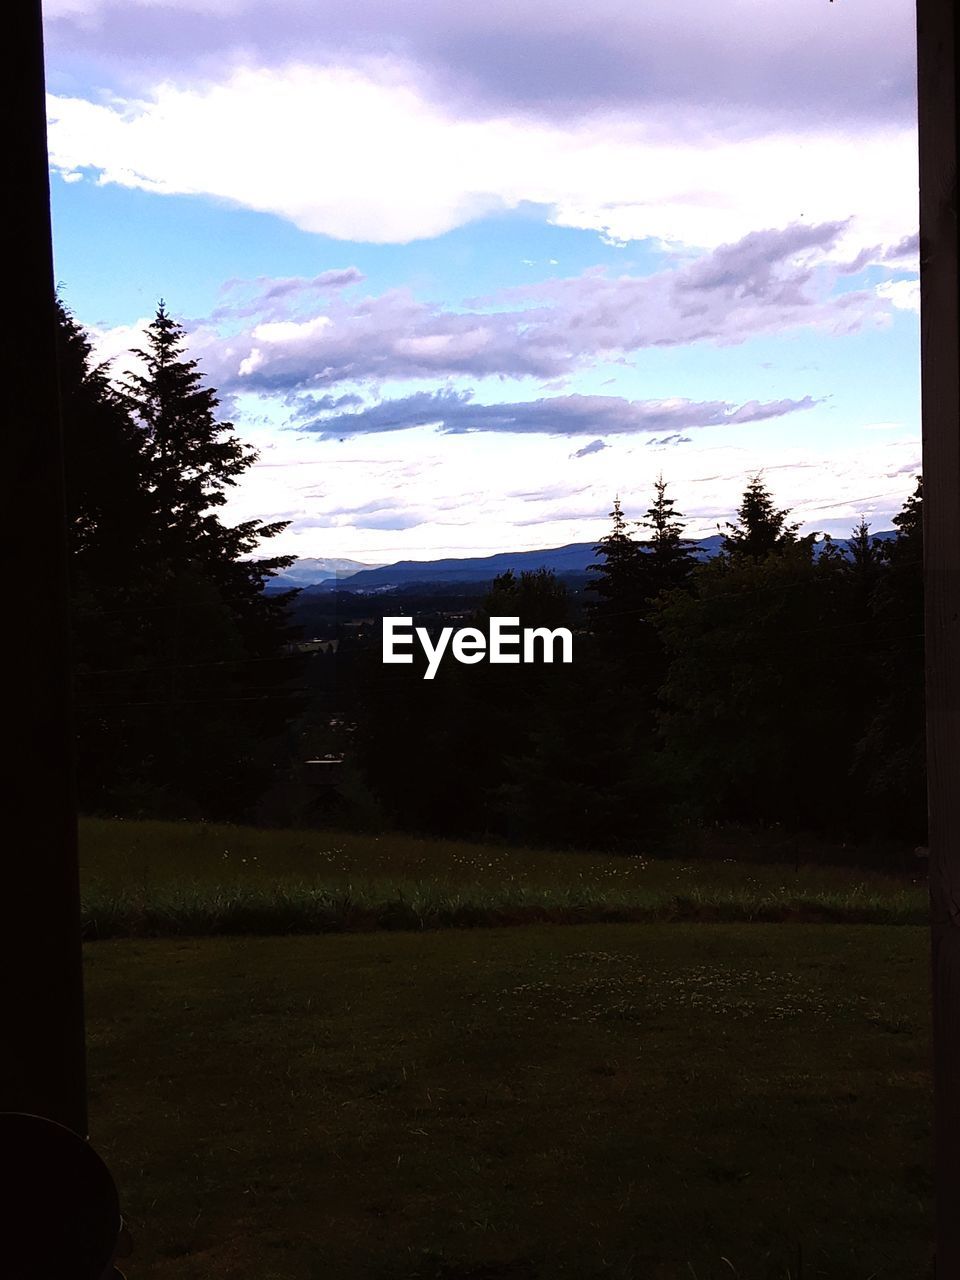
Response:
[47,62,917,252]
[44,0,915,131]
[294,388,818,439]
[217,422,922,561]
[169,222,902,397]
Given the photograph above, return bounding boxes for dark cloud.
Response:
[46,0,916,131]
[572,439,607,458]
[287,391,364,415]
[884,234,920,261]
[296,388,819,439]
[679,222,847,294]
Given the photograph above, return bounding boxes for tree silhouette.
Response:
[64,300,304,819]
[636,474,697,601]
[720,473,803,561]
[587,496,644,646]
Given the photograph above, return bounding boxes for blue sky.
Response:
[44,0,920,562]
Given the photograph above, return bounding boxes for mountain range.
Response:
[261,531,897,595]
[265,556,384,589]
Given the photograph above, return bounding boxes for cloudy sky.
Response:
[44,0,920,563]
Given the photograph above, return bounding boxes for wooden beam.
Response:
[918,0,960,1272]
[4,0,87,1135]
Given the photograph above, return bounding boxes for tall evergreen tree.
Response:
[587,497,644,645]
[58,300,162,808]
[58,300,153,583]
[65,301,305,819]
[842,517,886,637]
[636,475,697,600]
[848,516,882,570]
[653,474,856,832]
[123,303,291,591]
[720,473,803,561]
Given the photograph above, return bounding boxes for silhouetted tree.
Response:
[655,478,851,830]
[587,497,645,647]
[478,568,569,630]
[720,472,804,561]
[636,475,697,600]
[64,300,304,819]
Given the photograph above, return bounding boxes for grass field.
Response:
[79,819,927,936]
[86,924,932,1279]
[79,820,934,1276]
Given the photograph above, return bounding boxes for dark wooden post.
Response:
[918,0,960,1273]
[4,0,87,1135]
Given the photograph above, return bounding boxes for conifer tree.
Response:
[636,475,696,599]
[58,299,161,808]
[587,496,644,645]
[123,303,293,600]
[57,300,152,589]
[844,517,885,612]
[653,474,857,830]
[720,473,803,561]
[65,301,304,818]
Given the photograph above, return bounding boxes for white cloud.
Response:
[47,63,917,255]
[86,316,153,380]
[876,278,921,312]
[214,420,921,562]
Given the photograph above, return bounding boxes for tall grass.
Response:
[80,876,926,939]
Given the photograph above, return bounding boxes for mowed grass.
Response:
[85,924,932,1279]
[79,819,926,937]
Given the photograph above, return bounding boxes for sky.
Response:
[43,0,921,564]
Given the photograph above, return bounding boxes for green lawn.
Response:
[79,819,926,935]
[85,924,933,1279]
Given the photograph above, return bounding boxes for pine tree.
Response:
[720,473,804,561]
[888,475,923,554]
[58,299,162,809]
[126,304,250,538]
[844,517,884,610]
[122,303,299,624]
[67,301,305,819]
[57,299,153,588]
[587,496,644,645]
[636,475,696,600]
[124,304,289,582]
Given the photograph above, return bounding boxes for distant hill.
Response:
[263,531,898,594]
[294,543,605,594]
[261,557,383,592]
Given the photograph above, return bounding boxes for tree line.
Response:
[60,300,925,852]
[349,473,925,853]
